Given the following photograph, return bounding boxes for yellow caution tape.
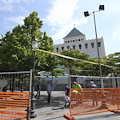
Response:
[36,49,112,68]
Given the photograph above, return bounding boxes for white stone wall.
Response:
[54,35,106,58]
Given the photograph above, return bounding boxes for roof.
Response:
[64,27,84,39]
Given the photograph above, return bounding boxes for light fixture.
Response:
[84,11,89,17]
[99,5,104,11]
[31,37,39,49]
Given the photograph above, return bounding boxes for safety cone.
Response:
[64,113,75,120]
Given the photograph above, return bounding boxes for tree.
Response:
[59,49,90,87]
[0,11,57,75]
[87,57,109,76]
[105,52,120,75]
[59,49,90,74]
[90,52,120,77]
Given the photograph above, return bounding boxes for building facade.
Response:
[54,27,106,58]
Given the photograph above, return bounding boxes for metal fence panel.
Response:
[69,88,120,116]
[0,70,32,120]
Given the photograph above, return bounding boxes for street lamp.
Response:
[84,5,104,88]
[31,37,38,118]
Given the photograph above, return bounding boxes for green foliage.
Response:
[88,57,107,76]
[88,52,120,76]
[0,11,57,75]
[105,52,120,74]
[59,49,120,76]
[59,49,91,75]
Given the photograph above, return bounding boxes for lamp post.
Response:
[31,37,38,118]
[84,5,104,88]
[115,62,120,87]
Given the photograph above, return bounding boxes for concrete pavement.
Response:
[32,91,120,120]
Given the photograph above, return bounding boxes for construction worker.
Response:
[72,81,83,104]
[64,85,70,107]
[90,81,98,106]
[73,81,83,92]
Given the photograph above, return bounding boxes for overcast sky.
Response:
[0,0,120,55]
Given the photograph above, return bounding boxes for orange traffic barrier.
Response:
[64,113,75,120]
[0,91,31,120]
[64,88,120,118]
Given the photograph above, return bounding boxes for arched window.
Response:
[85,44,88,49]
[91,43,94,48]
[62,47,64,50]
[73,45,75,49]
[56,48,59,52]
[79,45,82,49]
[98,42,101,47]
[67,46,70,50]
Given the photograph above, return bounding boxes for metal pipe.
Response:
[93,12,103,88]
[30,50,37,118]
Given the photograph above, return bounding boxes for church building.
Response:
[54,27,106,58]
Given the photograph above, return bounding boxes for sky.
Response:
[0,0,120,56]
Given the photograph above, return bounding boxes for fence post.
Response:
[12,74,15,92]
[26,106,30,120]
[21,74,24,92]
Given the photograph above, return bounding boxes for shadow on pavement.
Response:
[35,94,65,109]
[41,116,64,120]
[33,91,120,120]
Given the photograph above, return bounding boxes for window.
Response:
[79,39,80,41]
[85,44,88,49]
[65,41,67,43]
[68,41,69,43]
[98,42,101,47]
[81,38,83,41]
[79,45,82,49]
[73,40,75,42]
[56,48,59,52]
[62,47,64,50]
[91,43,94,48]
[67,46,70,50]
[70,40,72,42]
[73,45,75,50]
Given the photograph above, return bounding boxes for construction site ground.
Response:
[32,91,120,120]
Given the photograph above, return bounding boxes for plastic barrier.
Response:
[0,92,31,120]
[64,88,120,119]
